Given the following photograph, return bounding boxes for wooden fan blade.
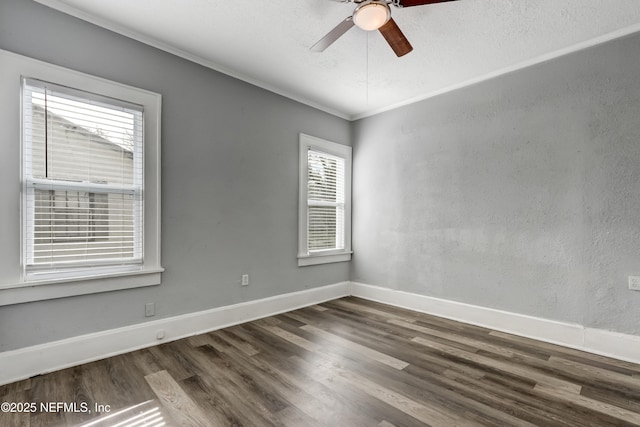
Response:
[398,0,458,7]
[378,18,413,57]
[311,17,355,52]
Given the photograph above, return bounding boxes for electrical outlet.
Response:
[629,276,640,291]
[241,274,249,286]
[145,302,156,317]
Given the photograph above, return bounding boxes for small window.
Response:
[298,134,352,266]
[22,78,145,279]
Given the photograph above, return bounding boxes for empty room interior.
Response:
[2,0,640,425]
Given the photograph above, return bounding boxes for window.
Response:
[298,134,352,266]
[0,49,162,305]
[23,78,144,276]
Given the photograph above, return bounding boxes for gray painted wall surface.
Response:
[0,0,350,351]
[1,0,639,355]
[351,32,640,335]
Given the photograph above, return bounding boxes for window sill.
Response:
[298,252,352,267]
[0,267,164,306]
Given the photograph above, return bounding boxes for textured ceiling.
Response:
[35,0,640,120]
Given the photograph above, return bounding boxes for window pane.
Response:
[308,205,345,251]
[23,78,144,270]
[32,189,137,265]
[307,151,345,203]
[25,82,140,186]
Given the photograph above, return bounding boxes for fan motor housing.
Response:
[353,0,391,31]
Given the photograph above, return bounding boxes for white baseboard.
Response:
[350,282,640,365]
[3,280,639,386]
[0,281,350,386]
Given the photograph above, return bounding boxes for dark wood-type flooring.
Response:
[2,297,640,426]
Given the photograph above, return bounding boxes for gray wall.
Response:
[1,0,639,355]
[0,0,350,351]
[351,32,640,335]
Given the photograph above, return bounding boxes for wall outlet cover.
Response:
[629,276,640,291]
[145,302,156,317]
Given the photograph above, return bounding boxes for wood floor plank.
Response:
[308,302,490,355]
[0,378,31,398]
[28,370,70,427]
[147,341,200,381]
[195,344,289,415]
[210,333,331,424]
[4,296,640,426]
[144,370,214,427]
[304,314,505,382]
[236,325,414,426]
[410,362,624,427]
[217,328,261,356]
[548,355,640,394]
[389,318,543,360]
[255,322,321,353]
[411,335,583,393]
[322,339,540,427]
[328,298,414,322]
[233,331,387,425]
[489,330,640,374]
[179,374,247,427]
[76,399,176,427]
[182,344,286,426]
[0,389,30,427]
[580,385,640,414]
[534,383,640,425]
[297,354,470,427]
[276,406,325,427]
[301,324,410,370]
[289,355,435,427]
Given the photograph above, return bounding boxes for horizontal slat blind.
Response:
[23,78,144,271]
[307,149,345,252]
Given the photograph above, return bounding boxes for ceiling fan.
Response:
[311,0,459,57]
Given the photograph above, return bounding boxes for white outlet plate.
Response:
[629,276,640,291]
[145,302,155,317]
[241,274,249,286]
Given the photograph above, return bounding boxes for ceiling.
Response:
[35,0,640,120]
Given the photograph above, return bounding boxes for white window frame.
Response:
[0,49,162,306]
[298,133,352,266]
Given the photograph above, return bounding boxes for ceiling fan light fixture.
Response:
[353,1,391,31]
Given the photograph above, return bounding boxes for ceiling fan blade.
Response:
[311,17,355,52]
[398,0,458,7]
[378,18,413,57]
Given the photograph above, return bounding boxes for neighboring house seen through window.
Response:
[298,133,352,266]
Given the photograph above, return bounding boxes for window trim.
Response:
[0,49,162,306]
[298,133,352,267]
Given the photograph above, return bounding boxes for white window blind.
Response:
[22,78,144,274]
[307,149,346,252]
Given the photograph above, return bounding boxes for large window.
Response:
[298,134,352,266]
[23,78,143,275]
[0,49,162,305]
